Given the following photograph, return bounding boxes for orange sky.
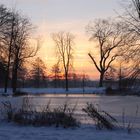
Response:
[35,20,100,80]
[37,38,100,80]
[0,0,122,80]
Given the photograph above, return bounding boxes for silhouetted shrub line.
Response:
[105,87,140,96]
[1,99,79,128]
[12,90,29,96]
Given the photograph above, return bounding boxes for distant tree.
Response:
[82,73,86,93]
[51,62,61,88]
[31,57,47,88]
[71,73,79,87]
[104,64,125,89]
[52,32,74,92]
[17,66,28,88]
[87,19,137,87]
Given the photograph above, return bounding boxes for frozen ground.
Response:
[0,123,140,140]
[0,87,106,95]
[0,90,140,140]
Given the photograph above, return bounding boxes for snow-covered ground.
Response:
[0,123,140,140]
[0,90,140,140]
[1,95,140,127]
[0,87,106,95]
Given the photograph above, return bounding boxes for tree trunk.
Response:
[99,72,104,87]
[4,17,15,93]
[65,72,69,92]
[12,47,20,93]
[12,67,18,93]
[54,74,57,88]
[12,59,19,93]
[119,76,122,91]
[118,64,122,91]
[22,79,25,88]
[4,65,10,93]
[4,44,12,93]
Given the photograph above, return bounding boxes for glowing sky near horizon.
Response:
[0,0,122,79]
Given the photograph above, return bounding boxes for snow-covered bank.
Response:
[0,123,139,140]
[0,87,106,95]
[0,95,140,128]
[0,95,140,140]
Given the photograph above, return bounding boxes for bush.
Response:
[105,87,113,95]
[13,90,28,96]
[1,100,79,128]
[53,103,79,128]
[83,103,118,130]
[1,101,15,121]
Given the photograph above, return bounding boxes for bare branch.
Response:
[88,53,101,72]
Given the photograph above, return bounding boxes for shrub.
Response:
[1,101,15,121]
[83,103,118,130]
[1,99,79,128]
[13,90,28,97]
[105,87,113,95]
[53,102,79,128]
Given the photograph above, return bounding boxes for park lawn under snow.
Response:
[0,87,106,95]
[0,123,140,140]
[0,88,140,140]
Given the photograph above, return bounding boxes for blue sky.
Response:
[0,0,123,79]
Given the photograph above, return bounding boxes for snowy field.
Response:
[0,95,140,126]
[0,89,140,140]
[0,87,106,95]
[0,123,140,140]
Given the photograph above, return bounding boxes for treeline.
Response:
[15,57,92,88]
[0,1,140,93]
[0,5,92,92]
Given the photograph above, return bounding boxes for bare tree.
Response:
[52,32,74,91]
[87,19,135,87]
[0,7,16,93]
[132,0,140,17]
[0,5,39,93]
[117,0,140,88]
[0,5,10,87]
[10,13,39,93]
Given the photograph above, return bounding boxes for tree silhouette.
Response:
[118,0,140,88]
[0,6,16,93]
[51,63,61,88]
[10,13,39,93]
[52,32,74,92]
[87,19,135,87]
[31,57,47,88]
[0,5,39,93]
